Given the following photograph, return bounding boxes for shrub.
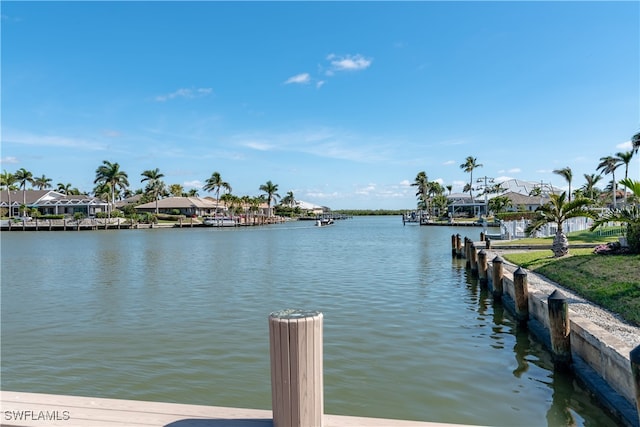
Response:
[627,222,640,254]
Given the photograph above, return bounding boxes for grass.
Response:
[503,249,640,326]
[492,228,621,246]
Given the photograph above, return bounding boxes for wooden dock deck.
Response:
[1,391,472,427]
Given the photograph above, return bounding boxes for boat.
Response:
[402,211,421,225]
[203,216,237,227]
[315,218,334,227]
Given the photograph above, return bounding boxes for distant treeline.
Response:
[333,209,405,216]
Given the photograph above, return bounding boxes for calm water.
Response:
[1,216,620,426]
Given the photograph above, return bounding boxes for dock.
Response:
[0,391,471,427]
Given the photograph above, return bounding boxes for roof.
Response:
[0,190,105,206]
[135,197,218,210]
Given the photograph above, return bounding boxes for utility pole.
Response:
[476,176,495,217]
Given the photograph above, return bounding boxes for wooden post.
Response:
[470,244,478,277]
[269,309,323,427]
[631,345,640,427]
[455,234,462,258]
[451,234,456,257]
[491,256,504,299]
[477,249,488,286]
[480,231,485,242]
[548,290,571,366]
[513,267,529,323]
[464,238,471,268]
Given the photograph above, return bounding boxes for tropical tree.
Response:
[203,171,232,214]
[488,195,512,216]
[1,170,16,217]
[169,184,183,197]
[590,178,640,253]
[14,168,34,215]
[281,191,296,208]
[445,184,453,195]
[616,151,634,205]
[185,188,199,197]
[94,160,129,219]
[553,167,573,202]
[597,155,622,209]
[460,156,483,202]
[411,171,429,210]
[141,168,165,214]
[581,173,602,203]
[259,180,280,217]
[525,193,595,257]
[33,174,52,190]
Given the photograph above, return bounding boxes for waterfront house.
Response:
[134,196,272,218]
[0,189,109,218]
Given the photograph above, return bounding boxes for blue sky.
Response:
[2,1,639,210]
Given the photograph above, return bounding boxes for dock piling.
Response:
[513,267,529,324]
[477,249,488,286]
[269,309,324,427]
[631,345,640,427]
[491,256,504,299]
[548,290,571,367]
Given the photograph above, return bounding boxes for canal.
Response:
[0,216,621,426]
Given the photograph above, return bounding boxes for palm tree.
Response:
[203,171,232,215]
[185,188,199,197]
[57,183,73,195]
[488,195,512,216]
[597,155,622,209]
[590,178,640,254]
[259,180,280,217]
[616,151,634,205]
[460,156,483,202]
[141,168,165,214]
[1,170,16,217]
[33,174,52,190]
[94,160,129,219]
[581,173,602,203]
[526,193,595,257]
[553,167,573,202]
[411,171,429,210]
[281,191,296,208]
[14,168,34,216]
[169,184,183,197]
[446,184,453,196]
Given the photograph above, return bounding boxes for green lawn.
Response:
[492,228,622,246]
[503,249,640,326]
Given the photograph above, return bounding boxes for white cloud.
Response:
[244,141,273,151]
[617,140,632,150]
[0,156,18,164]
[326,54,372,73]
[155,87,213,102]
[508,168,521,173]
[3,130,105,150]
[316,80,326,89]
[443,160,456,165]
[399,179,411,186]
[184,180,203,189]
[284,73,311,85]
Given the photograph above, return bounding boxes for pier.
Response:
[0,391,472,427]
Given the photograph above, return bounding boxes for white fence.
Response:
[499,216,597,240]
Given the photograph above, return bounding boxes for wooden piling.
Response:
[513,267,529,323]
[548,290,571,366]
[480,231,485,242]
[451,234,456,257]
[491,256,504,299]
[455,234,462,258]
[470,244,478,276]
[631,345,640,427]
[477,249,488,286]
[269,309,323,427]
[464,238,471,268]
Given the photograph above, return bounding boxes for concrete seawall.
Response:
[485,248,640,427]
